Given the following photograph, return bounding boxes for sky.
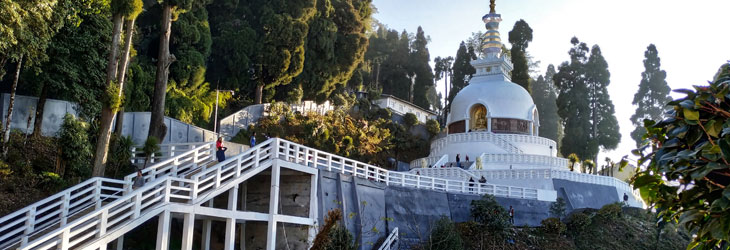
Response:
[372,0,730,165]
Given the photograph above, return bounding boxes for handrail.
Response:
[433,154,449,168]
[274,139,550,201]
[0,141,214,250]
[19,140,276,250]
[479,153,569,169]
[378,227,398,250]
[430,132,524,155]
[130,141,212,164]
[410,167,478,181]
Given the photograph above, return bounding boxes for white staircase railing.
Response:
[275,139,552,201]
[378,227,398,250]
[0,142,214,250]
[19,139,275,250]
[430,132,524,155]
[130,141,212,165]
[10,138,557,250]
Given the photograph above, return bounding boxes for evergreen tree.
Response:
[448,42,476,110]
[294,0,372,103]
[630,44,671,146]
[555,37,620,162]
[531,64,560,144]
[434,56,453,114]
[508,19,532,93]
[381,30,411,100]
[410,26,435,110]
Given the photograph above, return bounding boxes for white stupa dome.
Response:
[449,78,536,123]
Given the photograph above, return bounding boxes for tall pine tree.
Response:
[508,19,532,93]
[410,26,435,110]
[531,64,560,145]
[630,44,671,146]
[555,37,620,163]
[448,42,476,111]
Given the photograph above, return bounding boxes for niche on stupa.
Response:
[469,104,488,132]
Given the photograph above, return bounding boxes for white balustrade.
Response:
[430,132,558,155]
[378,227,399,250]
[479,153,569,169]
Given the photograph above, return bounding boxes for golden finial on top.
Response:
[489,0,496,14]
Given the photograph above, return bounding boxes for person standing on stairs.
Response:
[216,137,227,162]
[250,132,257,147]
[456,154,461,169]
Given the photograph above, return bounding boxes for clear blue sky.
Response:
[373,0,730,164]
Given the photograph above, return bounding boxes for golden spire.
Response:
[489,0,496,14]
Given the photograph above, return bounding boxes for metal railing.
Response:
[0,142,215,250]
[378,227,398,250]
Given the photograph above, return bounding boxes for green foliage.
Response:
[567,153,579,171]
[404,112,419,128]
[142,136,160,158]
[425,216,463,250]
[426,119,440,138]
[531,65,561,144]
[581,159,594,174]
[410,26,436,110]
[597,202,622,220]
[448,41,476,110]
[540,217,566,235]
[632,63,730,249]
[555,37,620,161]
[565,212,591,234]
[508,19,533,93]
[470,195,511,234]
[104,82,123,112]
[550,197,567,219]
[38,171,64,191]
[112,0,143,19]
[58,114,92,180]
[295,0,373,102]
[106,134,134,178]
[325,225,355,250]
[630,44,672,147]
[208,0,317,103]
[0,160,11,179]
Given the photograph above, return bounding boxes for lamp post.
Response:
[213,84,234,136]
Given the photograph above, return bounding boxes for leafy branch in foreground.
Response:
[632,63,730,250]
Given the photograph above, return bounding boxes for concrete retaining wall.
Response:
[0,94,79,136]
[116,112,218,145]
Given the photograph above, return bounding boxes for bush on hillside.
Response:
[425,119,440,138]
[106,134,134,178]
[404,112,419,128]
[550,197,567,219]
[597,202,622,220]
[471,195,511,234]
[541,217,567,235]
[58,114,93,180]
[565,212,591,234]
[424,216,463,250]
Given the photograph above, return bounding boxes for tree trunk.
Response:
[31,82,49,137]
[112,19,135,136]
[254,83,264,104]
[91,13,124,177]
[148,4,173,141]
[2,55,23,158]
[592,85,598,174]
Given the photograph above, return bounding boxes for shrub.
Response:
[425,216,463,250]
[38,171,65,191]
[404,113,419,128]
[58,114,93,180]
[141,136,160,169]
[0,160,11,179]
[541,217,567,235]
[326,225,355,250]
[107,134,134,178]
[597,202,622,220]
[470,195,511,233]
[550,197,567,219]
[425,119,440,137]
[566,212,591,233]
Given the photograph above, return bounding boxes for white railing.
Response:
[0,142,215,250]
[275,139,550,201]
[493,134,556,151]
[0,178,126,249]
[430,132,523,155]
[378,227,399,250]
[12,138,555,250]
[470,168,642,204]
[409,154,448,169]
[409,167,477,181]
[130,141,212,165]
[479,154,569,169]
[19,140,276,250]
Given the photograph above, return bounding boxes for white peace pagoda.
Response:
[410,1,642,207]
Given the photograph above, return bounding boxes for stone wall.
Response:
[116,112,218,145]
